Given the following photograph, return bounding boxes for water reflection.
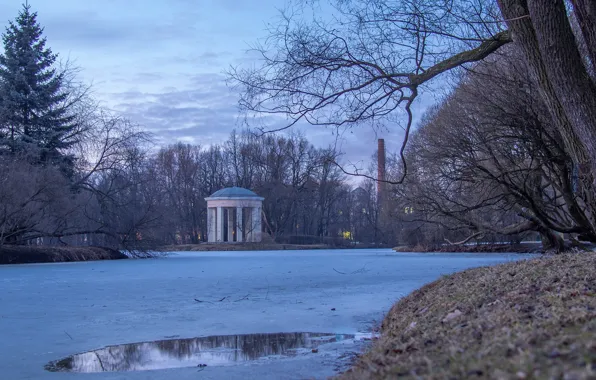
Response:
[45,332,355,373]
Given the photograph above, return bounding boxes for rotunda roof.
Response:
[208,187,262,199]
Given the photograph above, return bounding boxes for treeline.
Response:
[113,131,389,246]
[386,45,596,251]
[0,4,388,249]
[229,0,596,253]
[0,5,152,249]
[6,3,593,252]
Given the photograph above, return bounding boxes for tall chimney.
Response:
[377,138,386,200]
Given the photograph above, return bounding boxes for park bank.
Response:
[338,252,596,379]
[0,245,126,265]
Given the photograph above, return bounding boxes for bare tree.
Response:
[394,46,596,250]
[153,143,205,244]
[229,0,596,190]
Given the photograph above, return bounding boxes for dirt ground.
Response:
[338,251,596,379]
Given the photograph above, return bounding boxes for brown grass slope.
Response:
[0,245,127,264]
[339,253,596,379]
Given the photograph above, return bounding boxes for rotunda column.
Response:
[236,207,243,242]
[216,207,224,242]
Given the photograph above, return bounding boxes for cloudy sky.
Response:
[1,0,435,169]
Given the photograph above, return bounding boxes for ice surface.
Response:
[0,249,535,379]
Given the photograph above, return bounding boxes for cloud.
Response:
[132,73,164,83]
[101,69,439,184]
[0,0,440,174]
[44,14,136,48]
[107,73,240,146]
[151,51,234,68]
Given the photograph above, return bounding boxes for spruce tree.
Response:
[0,3,77,173]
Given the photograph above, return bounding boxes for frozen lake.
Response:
[0,249,535,379]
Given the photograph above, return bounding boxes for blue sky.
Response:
[1,0,434,169]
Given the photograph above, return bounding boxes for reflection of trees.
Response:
[50,332,354,372]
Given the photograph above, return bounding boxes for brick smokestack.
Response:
[377,138,386,200]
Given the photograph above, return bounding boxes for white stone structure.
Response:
[205,187,264,243]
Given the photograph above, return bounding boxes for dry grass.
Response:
[0,245,126,264]
[338,252,596,379]
[393,243,542,253]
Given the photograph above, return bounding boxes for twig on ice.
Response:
[334,262,371,275]
[351,263,370,274]
[194,298,213,304]
[265,277,270,300]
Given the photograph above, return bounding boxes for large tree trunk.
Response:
[497,0,589,168]
[523,1,596,176]
[570,0,596,70]
[498,0,596,236]
[527,0,596,176]
[538,227,565,253]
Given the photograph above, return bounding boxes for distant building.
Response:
[351,186,368,198]
[204,187,264,243]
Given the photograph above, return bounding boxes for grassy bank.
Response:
[0,245,127,265]
[339,252,596,379]
[161,243,332,252]
[160,243,383,252]
[393,242,543,254]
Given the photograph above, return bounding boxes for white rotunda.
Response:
[205,187,264,243]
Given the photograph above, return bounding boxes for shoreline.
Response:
[158,242,389,252]
[0,245,127,265]
[393,242,544,254]
[0,242,547,265]
[163,242,545,253]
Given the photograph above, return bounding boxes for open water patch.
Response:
[45,332,357,373]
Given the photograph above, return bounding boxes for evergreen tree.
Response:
[0,3,78,173]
